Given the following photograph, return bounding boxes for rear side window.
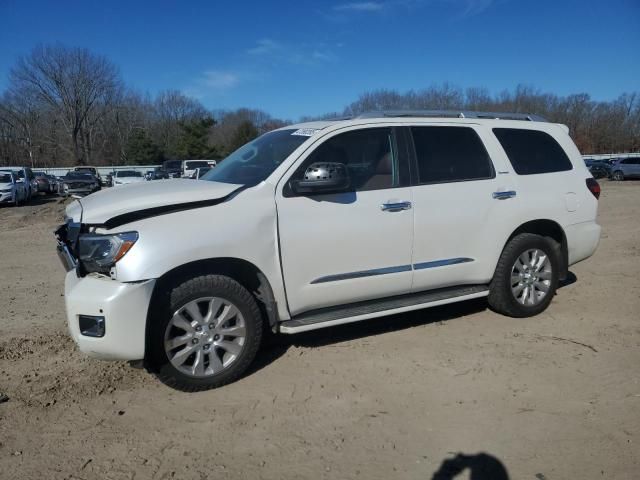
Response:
[411,126,494,184]
[493,128,573,175]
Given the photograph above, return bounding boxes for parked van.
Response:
[182,160,216,179]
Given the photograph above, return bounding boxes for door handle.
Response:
[381,201,412,212]
[492,190,517,200]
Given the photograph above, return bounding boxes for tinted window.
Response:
[493,128,572,175]
[163,160,182,170]
[411,127,494,184]
[0,173,13,183]
[65,172,93,180]
[116,170,142,177]
[185,161,211,169]
[290,128,401,193]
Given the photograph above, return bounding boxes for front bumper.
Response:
[64,188,94,196]
[64,271,156,360]
[0,191,14,203]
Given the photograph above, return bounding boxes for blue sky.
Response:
[1,0,639,120]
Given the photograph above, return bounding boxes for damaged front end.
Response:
[54,221,82,272]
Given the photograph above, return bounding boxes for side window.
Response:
[493,128,573,175]
[411,126,494,184]
[288,127,404,193]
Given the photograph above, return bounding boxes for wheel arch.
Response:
[502,219,568,280]
[144,257,279,360]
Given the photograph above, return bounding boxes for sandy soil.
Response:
[0,182,638,480]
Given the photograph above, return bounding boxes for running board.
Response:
[279,284,489,334]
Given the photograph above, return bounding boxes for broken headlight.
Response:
[78,232,138,274]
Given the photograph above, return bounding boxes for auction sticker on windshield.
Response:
[291,128,319,136]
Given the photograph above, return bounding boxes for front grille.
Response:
[68,182,89,189]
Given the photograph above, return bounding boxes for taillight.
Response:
[586,178,600,199]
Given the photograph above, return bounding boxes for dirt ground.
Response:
[0,182,638,480]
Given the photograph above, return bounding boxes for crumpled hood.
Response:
[66,179,241,226]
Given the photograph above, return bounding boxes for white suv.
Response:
[55,111,601,391]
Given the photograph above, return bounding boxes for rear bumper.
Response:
[64,271,155,360]
[566,221,601,266]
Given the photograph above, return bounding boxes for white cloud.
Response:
[247,38,281,56]
[245,38,337,66]
[333,2,385,11]
[201,70,239,89]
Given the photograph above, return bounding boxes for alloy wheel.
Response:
[510,249,552,306]
[164,296,246,377]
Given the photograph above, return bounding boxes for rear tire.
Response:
[488,233,560,318]
[148,274,263,391]
[612,170,624,181]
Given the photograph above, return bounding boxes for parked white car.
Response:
[0,170,28,206]
[182,160,216,178]
[112,170,146,186]
[55,111,601,391]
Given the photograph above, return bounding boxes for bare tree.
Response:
[0,87,41,167]
[152,90,208,156]
[9,44,121,165]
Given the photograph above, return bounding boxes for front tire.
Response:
[612,170,624,181]
[148,275,263,391]
[488,233,560,318]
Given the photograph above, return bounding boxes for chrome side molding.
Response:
[311,257,475,284]
[413,257,474,270]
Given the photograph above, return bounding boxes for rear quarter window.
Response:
[493,128,573,175]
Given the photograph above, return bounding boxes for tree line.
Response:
[1,45,638,168]
[0,45,286,168]
[338,84,640,155]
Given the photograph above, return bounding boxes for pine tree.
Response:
[124,128,163,164]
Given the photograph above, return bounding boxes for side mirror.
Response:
[292,162,350,195]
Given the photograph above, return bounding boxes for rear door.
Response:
[407,124,518,292]
[276,126,414,316]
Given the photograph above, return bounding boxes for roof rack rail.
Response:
[355,110,547,122]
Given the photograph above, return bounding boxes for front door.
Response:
[276,126,414,316]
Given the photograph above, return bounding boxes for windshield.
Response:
[202,129,309,186]
[75,167,96,173]
[0,173,13,183]
[116,170,142,177]
[65,172,93,180]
